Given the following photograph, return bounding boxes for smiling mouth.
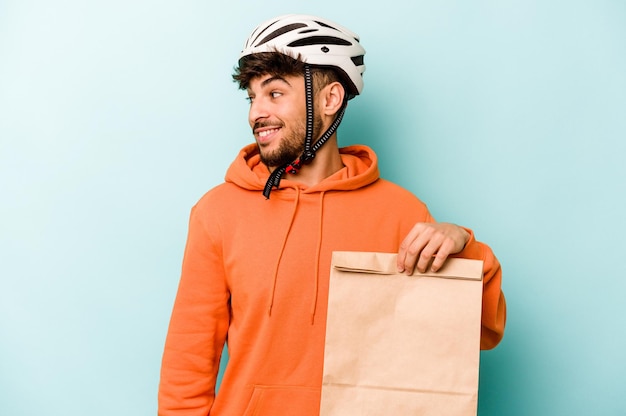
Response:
[257,128,280,138]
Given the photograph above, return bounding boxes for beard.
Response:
[257,115,324,169]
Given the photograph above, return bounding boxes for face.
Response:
[247,73,323,168]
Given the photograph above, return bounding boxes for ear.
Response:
[320,81,345,117]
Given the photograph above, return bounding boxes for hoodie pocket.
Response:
[243,385,320,416]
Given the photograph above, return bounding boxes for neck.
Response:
[273,136,344,187]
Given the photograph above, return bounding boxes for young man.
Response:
[158,14,506,416]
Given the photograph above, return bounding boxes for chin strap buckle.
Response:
[285,159,301,174]
[285,150,316,174]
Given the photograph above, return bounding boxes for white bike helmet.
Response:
[239,14,366,97]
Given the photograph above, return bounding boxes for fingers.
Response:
[398,223,439,274]
[429,237,455,273]
[397,224,424,274]
[412,228,451,274]
[397,223,468,274]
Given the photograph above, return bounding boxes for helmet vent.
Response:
[288,36,352,47]
[314,20,338,30]
[351,55,364,66]
[256,23,308,46]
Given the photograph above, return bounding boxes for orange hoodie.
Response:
[158,144,506,415]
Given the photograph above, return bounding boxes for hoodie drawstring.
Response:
[266,188,326,326]
[268,187,300,316]
[310,191,325,324]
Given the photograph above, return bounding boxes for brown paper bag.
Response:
[320,251,484,416]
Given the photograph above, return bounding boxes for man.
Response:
[158,14,506,415]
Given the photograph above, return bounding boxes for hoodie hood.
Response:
[225,143,380,194]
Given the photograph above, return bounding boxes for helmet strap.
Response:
[263,64,347,199]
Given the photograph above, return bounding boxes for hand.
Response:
[397,222,470,274]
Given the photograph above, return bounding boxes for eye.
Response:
[270,91,283,99]
[246,96,254,104]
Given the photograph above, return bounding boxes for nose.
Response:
[248,97,269,127]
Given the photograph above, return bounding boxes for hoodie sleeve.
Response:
[158,204,230,415]
[453,228,506,350]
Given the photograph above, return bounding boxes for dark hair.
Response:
[232,52,345,96]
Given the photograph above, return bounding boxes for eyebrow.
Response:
[260,75,292,88]
[246,75,294,95]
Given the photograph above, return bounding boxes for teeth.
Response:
[258,128,278,138]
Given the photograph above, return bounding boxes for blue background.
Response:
[1,1,625,415]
